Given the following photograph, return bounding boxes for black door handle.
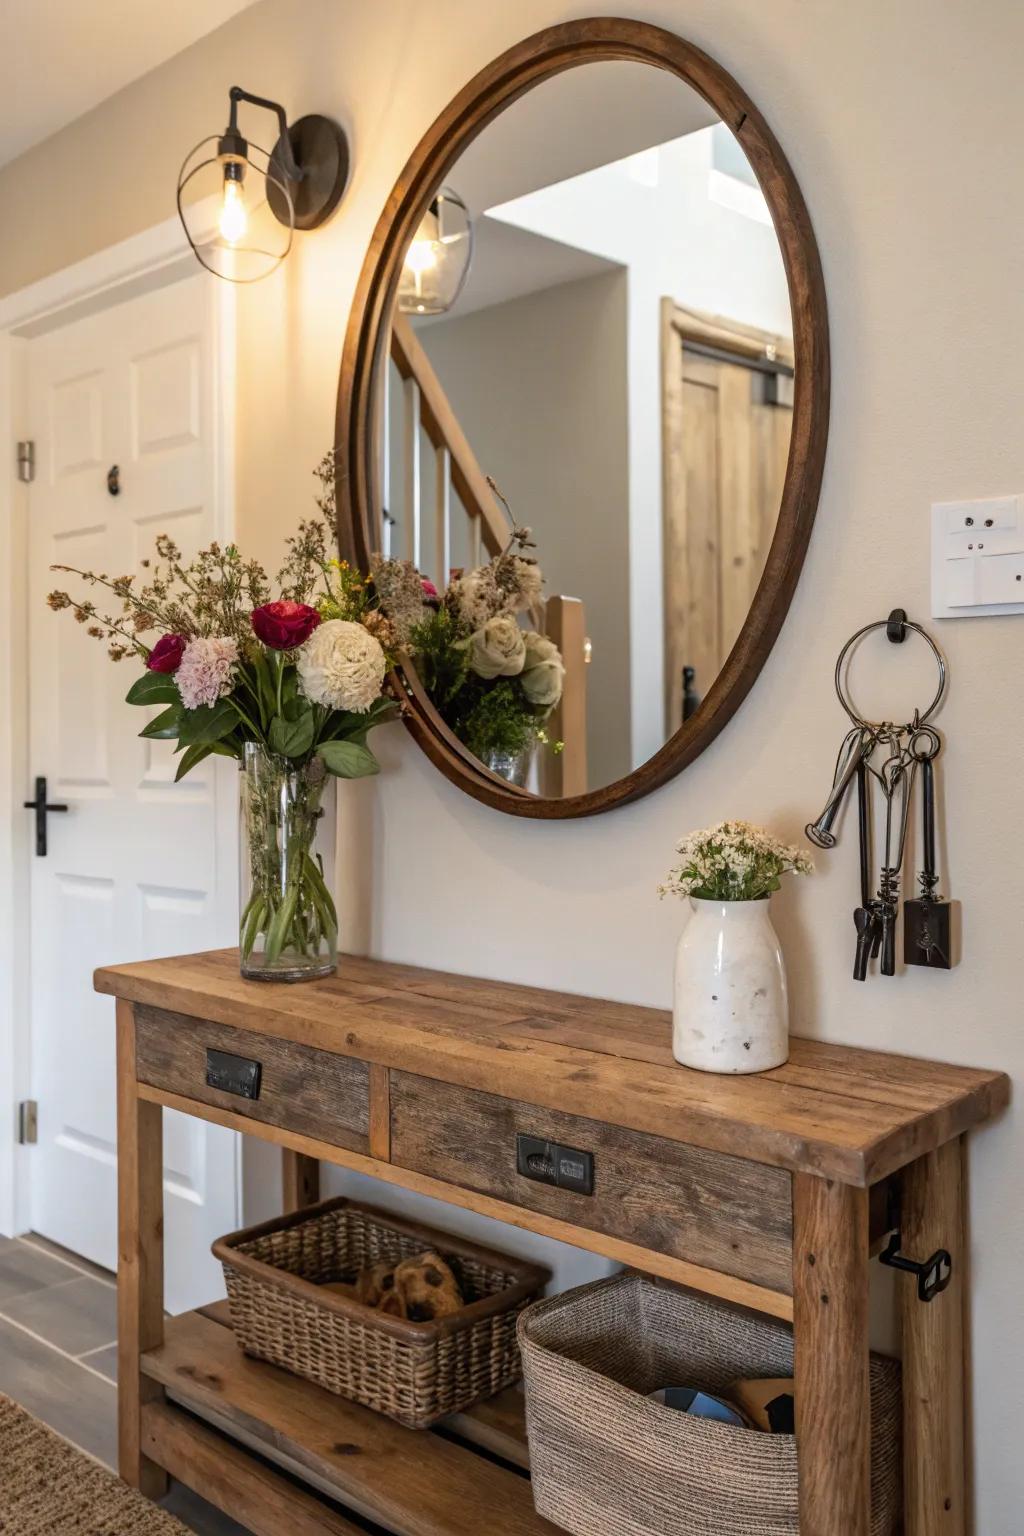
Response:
[23,776,68,857]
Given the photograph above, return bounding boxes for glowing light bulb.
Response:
[219,176,248,245]
[404,238,438,276]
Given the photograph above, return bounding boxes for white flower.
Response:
[468,614,526,679]
[523,631,559,669]
[297,619,386,713]
[521,631,564,709]
[469,614,525,681]
[176,636,238,710]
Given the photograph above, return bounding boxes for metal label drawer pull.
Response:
[517,1133,594,1195]
[206,1048,262,1100]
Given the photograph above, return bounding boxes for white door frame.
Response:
[0,207,235,1237]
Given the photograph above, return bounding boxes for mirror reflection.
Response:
[376,62,794,797]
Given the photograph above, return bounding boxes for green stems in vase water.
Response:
[239,743,338,982]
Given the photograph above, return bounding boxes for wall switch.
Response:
[931,495,1024,617]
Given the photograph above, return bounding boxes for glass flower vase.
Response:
[238,742,338,982]
[481,743,534,788]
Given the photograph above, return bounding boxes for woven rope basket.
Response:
[519,1273,901,1536]
[214,1196,549,1429]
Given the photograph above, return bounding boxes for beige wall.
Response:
[3,1,1023,1525]
[418,270,631,789]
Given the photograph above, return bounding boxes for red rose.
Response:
[421,578,439,598]
[251,601,321,650]
[147,634,187,673]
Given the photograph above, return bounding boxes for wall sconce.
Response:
[397,189,473,315]
[177,86,349,283]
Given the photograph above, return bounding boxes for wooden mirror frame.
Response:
[335,16,829,819]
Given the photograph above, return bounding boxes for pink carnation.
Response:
[176,636,239,710]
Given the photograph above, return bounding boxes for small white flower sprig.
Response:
[660,820,813,903]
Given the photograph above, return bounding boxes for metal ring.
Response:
[908,724,942,762]
[834,619,947,732]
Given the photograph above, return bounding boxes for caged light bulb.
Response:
[219,174,248,245]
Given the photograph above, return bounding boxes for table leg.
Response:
[900,1137,966,1536]
[282,1151,321,1211]
[793,1173,871,1536]
[116,999,167,1496]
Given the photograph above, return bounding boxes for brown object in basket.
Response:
[319,1280,359,1301]
[393,1250,464,1322]
[519,1273,901,1536]
[355,1260,396,1308]
[213,1197,549,1430]
[351,1250,465,1321]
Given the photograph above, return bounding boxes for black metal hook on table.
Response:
[878,1231,953,1303]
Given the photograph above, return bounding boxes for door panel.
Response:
[662,307,793,733]
[28,276,238,1312]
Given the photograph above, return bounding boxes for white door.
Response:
[27,275,240,1313]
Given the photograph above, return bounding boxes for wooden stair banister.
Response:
[390,312,507,560]
[389,310,589,795]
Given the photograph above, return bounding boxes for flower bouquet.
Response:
[47,456,396,981]
[659,821,813,903]
[372,485,566,785]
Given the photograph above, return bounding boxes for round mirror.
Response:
[336,19,828,817]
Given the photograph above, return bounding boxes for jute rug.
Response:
[0,1393,187,1534]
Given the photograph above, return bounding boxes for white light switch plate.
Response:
[931,494,1024,617]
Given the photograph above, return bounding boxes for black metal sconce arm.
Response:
[224,85,303,181]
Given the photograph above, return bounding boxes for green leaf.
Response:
[177,698,239,748]
[269,707,315,759]
[126,671,180,707]
[174,742,214,782]
[139,705,183,740]
[281,666,300,709]
[211,739,243,759]
[323,698,397,746]
[319,739,380,779]
[250,650,277,729]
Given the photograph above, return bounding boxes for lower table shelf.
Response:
[141,1307,554,1536]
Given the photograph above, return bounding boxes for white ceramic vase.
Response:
[673,897,789,1074]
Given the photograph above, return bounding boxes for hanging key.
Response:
[904,736,952,969]
[807,725,876,849]
[875,745,917,978]
[852,760,882,980]
[853,905,882,981]
[879,901,898,977]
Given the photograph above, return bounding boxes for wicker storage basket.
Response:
[214,1197,549,1429]
[519,1273,901,1536]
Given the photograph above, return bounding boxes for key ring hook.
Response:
[834,615,947,733]
[908,723,942,762]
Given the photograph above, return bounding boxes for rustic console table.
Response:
[96,948,1008,1536]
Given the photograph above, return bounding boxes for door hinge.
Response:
[17,1100,37,1145]
[16,441,35,483]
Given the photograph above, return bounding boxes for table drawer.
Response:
[135,1005,370,1154]
[390,1072,793,1292]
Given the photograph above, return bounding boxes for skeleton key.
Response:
[879,901,898,977]
[853,904,882,981]
[852,761,882,980]
[904,741,952,968]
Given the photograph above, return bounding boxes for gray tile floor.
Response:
[0,1234,251,1535]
